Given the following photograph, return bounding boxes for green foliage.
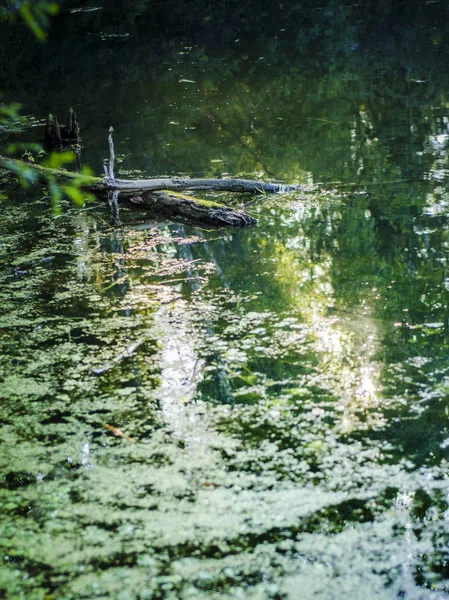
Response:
[0,2,95,212]
[0,154,38,187]
[0,0,58,40]
[0,133,95,212]
[0,102,21,121]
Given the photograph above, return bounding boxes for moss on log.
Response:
[0,155,103,189]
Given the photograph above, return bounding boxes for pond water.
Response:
[2,1,449,598]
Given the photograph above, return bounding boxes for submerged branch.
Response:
[1,154,296,226]
[93,338,146,375]
[0,122,299,227]
[128,190,258,227]
[1,148,423,228]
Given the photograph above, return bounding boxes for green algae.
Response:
[4,4,449,594]
[2,184,449,599]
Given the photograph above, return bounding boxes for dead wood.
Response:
[1,123,307,227]
[45,108,80,148]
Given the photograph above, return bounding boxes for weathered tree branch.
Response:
[108,177,301,194]
[1,152,304,226]
[1,121,305,227]
[0,155,300,195]
[106,126,115,180]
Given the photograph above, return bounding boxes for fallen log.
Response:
[0,155,300,195]
[128,191,258,227]
[0,154,263,226]
[107,176,301,195]
[0,126,302,227]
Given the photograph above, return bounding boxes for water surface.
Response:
[2,2,449,598]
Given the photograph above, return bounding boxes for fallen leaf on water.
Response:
[104,423,136,443]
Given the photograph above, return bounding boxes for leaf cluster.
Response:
[0,0,58,40]
[0,3,95,212]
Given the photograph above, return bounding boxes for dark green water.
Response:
[2,1,449,598]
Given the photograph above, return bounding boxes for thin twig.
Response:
[108,126,115,180]
[189,358,205,383]
[93,338,146,375]
[156,276,207,285]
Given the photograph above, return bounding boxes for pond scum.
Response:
[1,185,449,600]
